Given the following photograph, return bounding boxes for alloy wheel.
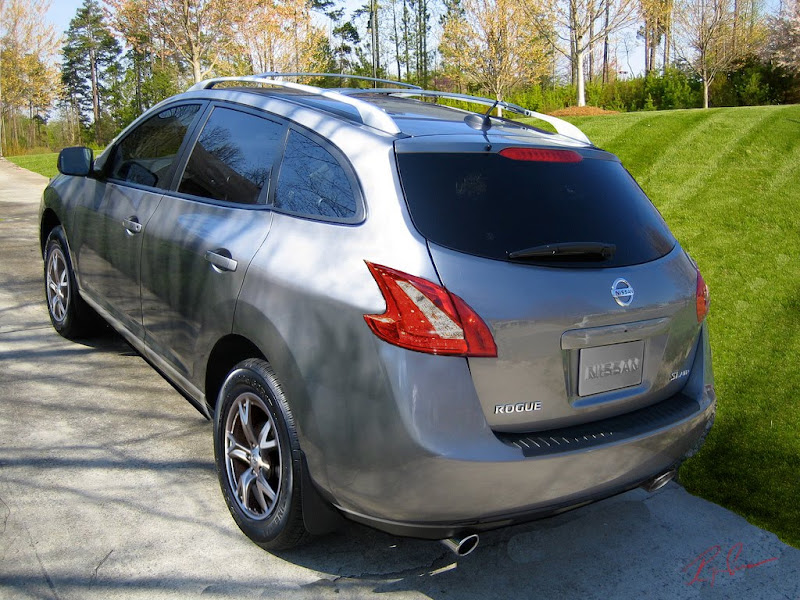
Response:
[46,247,70,323]
[224,391,282,520]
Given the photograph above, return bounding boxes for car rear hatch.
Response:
[394,136,705,433]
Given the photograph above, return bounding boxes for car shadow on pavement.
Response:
[267,484,799,600]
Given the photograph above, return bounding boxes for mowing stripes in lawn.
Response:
[561,105,800,549]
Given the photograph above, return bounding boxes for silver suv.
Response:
[40,73,715,554]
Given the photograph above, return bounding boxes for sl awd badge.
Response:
[611,278,634,307]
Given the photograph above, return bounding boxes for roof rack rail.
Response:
[187,74,590,143]
[339,88,591,144]
[256,72,422,90]
[187,75,401,135]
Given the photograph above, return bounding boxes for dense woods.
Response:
[0,0,798,154]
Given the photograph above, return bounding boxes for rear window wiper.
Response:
[508,242,616,260]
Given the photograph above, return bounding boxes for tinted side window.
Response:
[108,104,200,189]
[178,107,284,205]
[274,130,358,219]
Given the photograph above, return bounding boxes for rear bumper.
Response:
[334,389,715,539]
[313,316,715,540]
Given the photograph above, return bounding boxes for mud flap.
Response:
[301,454,346,535]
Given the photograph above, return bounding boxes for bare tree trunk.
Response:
[90,47,100,142]
[649,25,657,71]
[588,19,594,81]
[370,0,379,80]
[602,1,610,83]
[703,78,710,108]
[576,46,586,106]
[420,0,427,85]
[392,0,401,79]
[0,55,4,157]
[662,2,671,72]
[570,0,578,85]
[402,0,410,80]
[190,37,203,83]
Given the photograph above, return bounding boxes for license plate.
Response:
[578,340,644,397]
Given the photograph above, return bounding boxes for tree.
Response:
[62,0,121,143]
[767,0,799,72]
[640,0,673,73]
[109,0,241,84]
[440,0,549,103]
[236,0,327,74]
[0,0,60,154]
[673,0,760,107]
[533,0,639,106]
[109,0,324,85]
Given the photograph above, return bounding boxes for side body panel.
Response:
[70,181,163,339]
[234,129,441,495]
[140,197,273,384]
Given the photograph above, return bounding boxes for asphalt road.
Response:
[0,157,798,600]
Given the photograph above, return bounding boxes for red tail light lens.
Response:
[696,271,710,322]
[499,147,582,163]
[363,262,497,357]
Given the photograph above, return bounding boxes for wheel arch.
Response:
[204,334,266,412]
[40,208,61,257]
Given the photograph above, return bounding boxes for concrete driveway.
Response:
[0,157,797,600]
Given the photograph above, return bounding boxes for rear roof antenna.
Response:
[464,99,499,150]
[464,99,499,132]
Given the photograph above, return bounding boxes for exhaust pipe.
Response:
[641,468,677,493]
[440,533,480,556]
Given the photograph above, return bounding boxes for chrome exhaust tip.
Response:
[440,533,480,556]
[641,468,677,493]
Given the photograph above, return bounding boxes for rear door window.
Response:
[273,129,360,221]
[178,106,285,205]
[108,104,201,189]
[396,151,676,268]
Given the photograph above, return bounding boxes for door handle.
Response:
[205,250,238,272]
[122,217,142,235]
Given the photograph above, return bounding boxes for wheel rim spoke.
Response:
[226,433,250,464]
[237,398,257,446]
[236,468,257,511]
[258,420,275,450]
[225,390,283,520]
[256,472,277,507]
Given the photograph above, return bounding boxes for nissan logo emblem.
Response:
[611,278,634,307]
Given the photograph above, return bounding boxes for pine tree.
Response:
[62,0,121,143]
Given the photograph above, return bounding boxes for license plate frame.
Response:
[578,340,645,397]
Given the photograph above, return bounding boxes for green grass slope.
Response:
[6,153,59,178]
[565,106,800,548]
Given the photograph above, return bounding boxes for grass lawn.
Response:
[550,105,800,548]
[6,152,59,178]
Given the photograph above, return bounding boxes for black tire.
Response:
[213,359,310,550]
[43,226,97,339]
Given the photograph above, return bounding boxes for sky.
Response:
[47,0,85,35]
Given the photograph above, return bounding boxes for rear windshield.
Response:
[396,151,676,267]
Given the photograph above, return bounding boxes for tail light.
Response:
[499,147,582,163]
[696,271,710,322]
[363,262,497,357]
